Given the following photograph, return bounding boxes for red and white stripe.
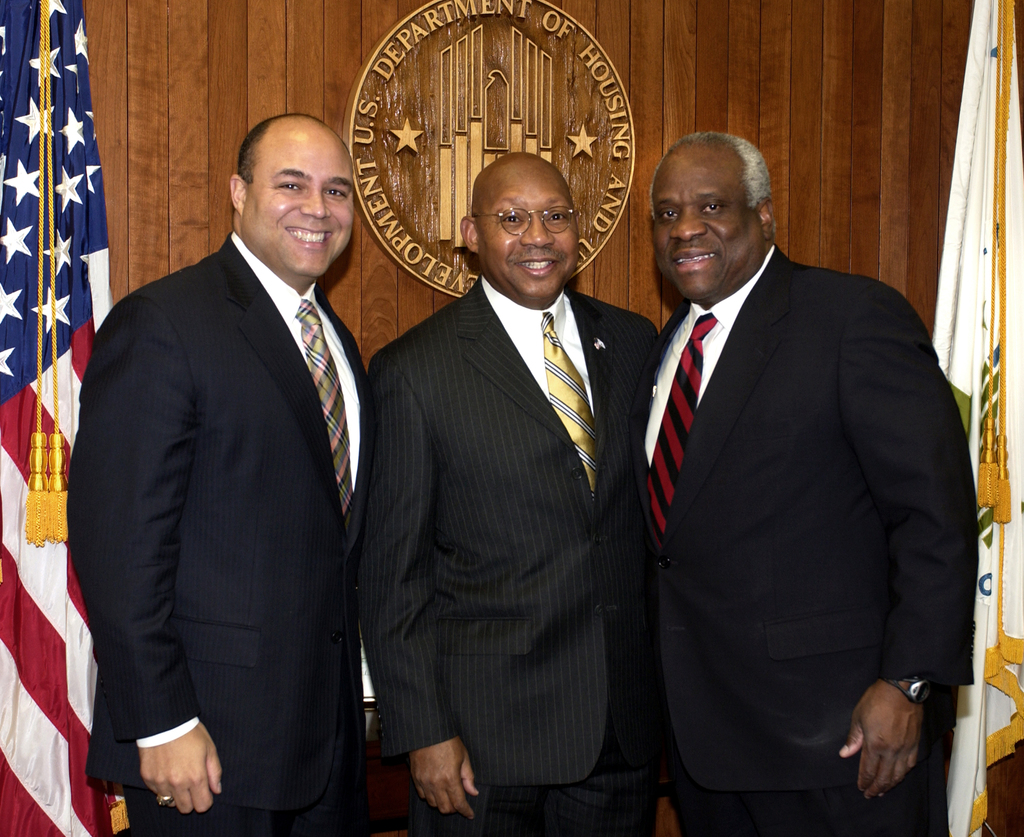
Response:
[0,252,113,837]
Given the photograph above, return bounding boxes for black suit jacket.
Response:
[68,238,373,810]
[630,250,977,791]
[360,281,661,786]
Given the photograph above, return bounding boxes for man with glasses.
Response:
[361,153,661,836]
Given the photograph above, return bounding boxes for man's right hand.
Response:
[138,722,222,814]
[409,736,479,818]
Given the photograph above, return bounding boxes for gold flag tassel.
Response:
[23,0,69,545]
[979,414,999,506]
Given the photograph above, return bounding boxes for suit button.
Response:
[330,630,343,644]
[658,556,671,569]
[571,467,583,480]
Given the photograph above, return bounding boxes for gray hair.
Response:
[650,132,772,216]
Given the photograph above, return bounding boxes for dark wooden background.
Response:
[81,0,1024,833]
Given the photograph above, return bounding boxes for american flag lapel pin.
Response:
[594,338,606,351]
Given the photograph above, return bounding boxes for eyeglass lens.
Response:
[498,207,574,234]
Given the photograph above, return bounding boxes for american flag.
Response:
[0,0,117,834]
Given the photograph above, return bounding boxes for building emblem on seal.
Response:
[345,0,635,296]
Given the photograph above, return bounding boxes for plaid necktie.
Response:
[543,312,597,491]
[296,299,353,527]
[648,312,717,544]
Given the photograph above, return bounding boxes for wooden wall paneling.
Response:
[83,0,128,304]
[207,0,247,251]
[938,0,971,301]
[248,0,288,123]
[788,0,822,266]
[727,0,760,144]
[758,0,791,254]
[360,0,400,362]
[286,0,326,118]
[322,0,364,345]
[695,0,729,133]
[126,0,169,291]
[393,0,435,338]
[167,0,210,274]
[850,0,883,279]
[906,0,942,331]
[561,0,597,301]
[819,0,853,274]
[988,746,1024,836]
[878,0,912,295]
[627,0,664,325]
[662,0,696,322]
[592,0,632,310]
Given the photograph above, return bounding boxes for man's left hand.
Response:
[839,679,923,798]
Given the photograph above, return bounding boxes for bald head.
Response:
[470,153,573,214]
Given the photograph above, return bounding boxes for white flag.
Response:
[935,0,1024,834]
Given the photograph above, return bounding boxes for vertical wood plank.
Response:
[906,0,942,330]
[394,0,435,337]
[759,0,791,253]
[323,0,364,346]
[563,0,598,300]
[361,0,400,364]
[249,0,288,122]
[727,0,760,143]
[168,0,210,273]
[788,0,822,266]
[287,0,325,118]
[878,0,912,295]
[663,0,696,322]
[126,0,169,289]
[592,0,631,310]
[819,0,853,273]
[208,0,248,249]
[695,0,729,132]
[628,0,664,324]
[938,0,970,291]
[850,0,883,279]
[83,0,129,304]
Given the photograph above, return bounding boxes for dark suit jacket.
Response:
[68,238,373,810]
[360,281,661,786]
[630,250,977,792]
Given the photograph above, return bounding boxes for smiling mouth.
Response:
[673,252,715,265]
[290,229,327,243]
[519,260,555,270]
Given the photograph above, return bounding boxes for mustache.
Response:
[509,246,567,264]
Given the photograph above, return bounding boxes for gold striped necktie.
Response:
[543,312,597,491]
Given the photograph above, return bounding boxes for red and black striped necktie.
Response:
[648,313,717,545]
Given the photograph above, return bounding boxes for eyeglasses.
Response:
[472,206,577,235]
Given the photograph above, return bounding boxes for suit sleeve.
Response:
[68,294,202,739]
[359,349,457,756]
[837,280,978,685]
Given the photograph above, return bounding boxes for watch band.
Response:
[884,677,931,703]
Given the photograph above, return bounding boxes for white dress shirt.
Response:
[137,235,361,749]
[481,278,594,407]
[644,246,774,465]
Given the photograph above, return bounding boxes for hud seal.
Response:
[345,0,635,296]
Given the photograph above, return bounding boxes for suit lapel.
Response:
[457,282,576,449]
[660,251,792,545]
[219,240,345,526]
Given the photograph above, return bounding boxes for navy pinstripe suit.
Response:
[360,280,661,794]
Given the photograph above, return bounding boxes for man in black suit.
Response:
[360,153,661,836]
[68,114,373,836]
[632,131,978,835]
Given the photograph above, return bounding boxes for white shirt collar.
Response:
[480,277,568,335]
[689,244,775,329]
[231,232,318,312]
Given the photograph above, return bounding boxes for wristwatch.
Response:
[884,677,931,703]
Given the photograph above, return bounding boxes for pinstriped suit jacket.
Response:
[360,281,661,786]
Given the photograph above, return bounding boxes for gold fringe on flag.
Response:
[24,0,69,547]
[108,798,129,834]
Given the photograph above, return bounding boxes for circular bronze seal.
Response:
[345,0,635,296]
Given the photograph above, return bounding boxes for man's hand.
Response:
[839,679,923,798]
[409,736,479,818]
[138,722,222,814]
